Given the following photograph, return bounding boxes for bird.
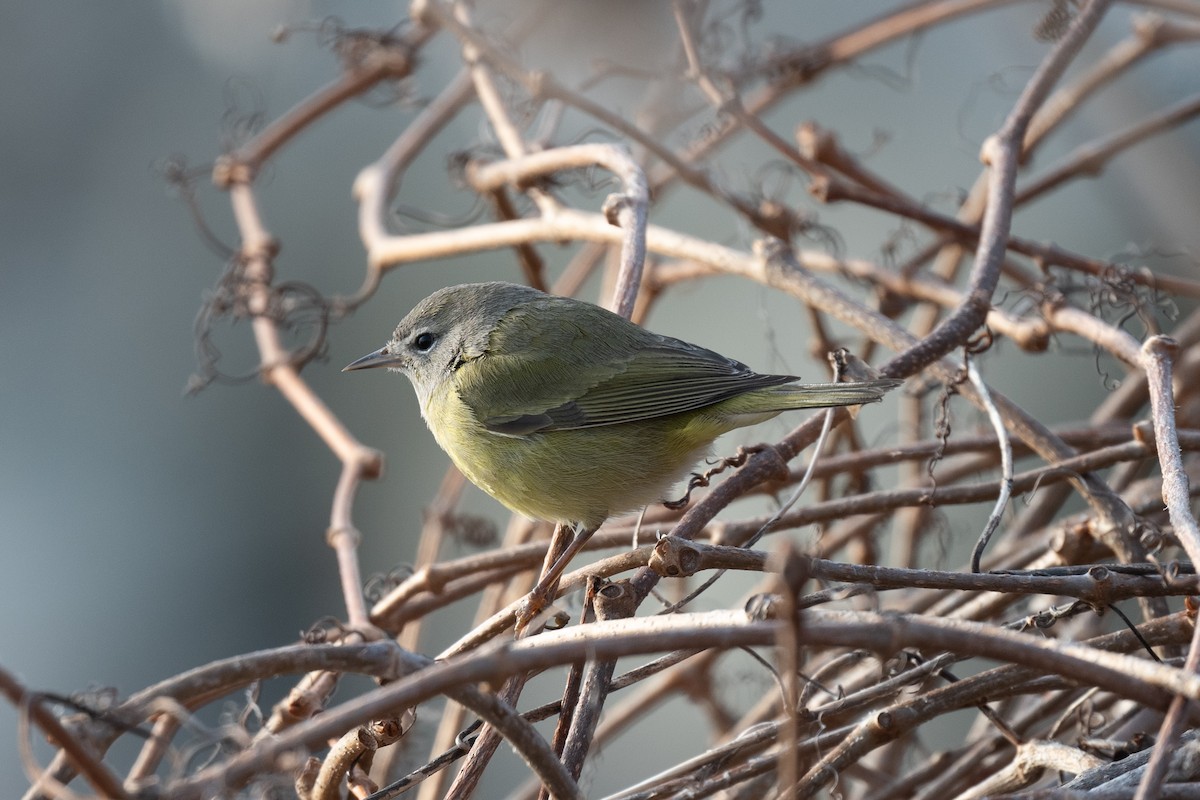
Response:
[344,281,900,530]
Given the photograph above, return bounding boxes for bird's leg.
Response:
[516,523,598,631]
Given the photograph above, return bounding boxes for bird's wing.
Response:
[453,298,795,436]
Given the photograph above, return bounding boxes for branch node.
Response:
[357,447,385,480]
[649,536,702,578]
[1143,334,1180,361]
[602,192,634,226]
[212,155,256,187]
[326,525,362,549]
[980,133,1002,166]
[1133,12,1166,43]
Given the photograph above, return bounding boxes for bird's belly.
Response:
[434,414,717,528]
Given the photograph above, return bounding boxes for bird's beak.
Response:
[343,346,405,372]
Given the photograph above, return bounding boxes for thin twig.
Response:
[967,356,1015,572]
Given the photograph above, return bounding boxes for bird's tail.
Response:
[749,377,903,411]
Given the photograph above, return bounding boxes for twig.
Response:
[467,142,649,317]
[558,579,639,782]
[1016,92,1200,205]
[1135,617,1200,800]
[1141,336,1200,560]
[353,67,477,303]
[224,177,383,631]
[222,26,428,175]
[954,740,1104,798]
[890,0,1113,377]
[967,356,1015,572]
[1,664,130,800]
[313,717,407,800]
[1135,335,1200,800]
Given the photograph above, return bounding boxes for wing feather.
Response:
[452,296,796,436]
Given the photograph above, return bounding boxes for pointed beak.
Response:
[343,346,405,372]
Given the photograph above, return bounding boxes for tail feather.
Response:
[756,377,903,411]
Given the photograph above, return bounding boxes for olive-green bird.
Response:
[345,282,900,529]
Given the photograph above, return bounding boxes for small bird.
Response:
[345,282,900,530]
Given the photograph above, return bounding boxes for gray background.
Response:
[3,1,1198,793]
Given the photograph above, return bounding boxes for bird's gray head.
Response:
[343,282,543,407]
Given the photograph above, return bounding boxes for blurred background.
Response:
[2,0,1198,793]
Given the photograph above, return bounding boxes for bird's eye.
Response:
[413,331,436,352]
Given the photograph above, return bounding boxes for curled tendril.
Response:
[363,565,414,604]
[189,257,333,394]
